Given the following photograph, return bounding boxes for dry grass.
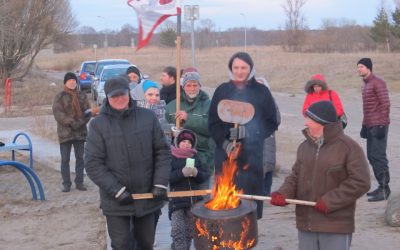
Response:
[3,45,399,119]
[34,46,400,94]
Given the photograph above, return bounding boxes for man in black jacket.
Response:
[160,66,178,104]
[85,76,171,249]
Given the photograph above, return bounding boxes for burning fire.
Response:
[195,217,256,250]
[205,144,243,210]
[194,144,257,249]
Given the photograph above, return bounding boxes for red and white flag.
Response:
[127,0,180,51]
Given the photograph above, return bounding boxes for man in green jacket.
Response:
[165,68,215,187]
[270,100,370,250]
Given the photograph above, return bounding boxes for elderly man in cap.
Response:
[270,100,370,250]
[165,68,215,188]
[84,76,171,249]
[357,57,391,202]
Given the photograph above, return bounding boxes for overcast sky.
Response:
[69,0,396,32]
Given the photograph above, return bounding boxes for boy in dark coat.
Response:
[169,129,210,250]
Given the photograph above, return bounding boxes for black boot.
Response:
[62,185,71,192]
[368,186,391,202]
[367,186,382,196]
[76,183,87,191]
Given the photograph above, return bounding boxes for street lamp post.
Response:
[240,13,247,52]
[97,16,108,57]
[184,5,199,67]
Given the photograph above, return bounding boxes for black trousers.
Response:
[59,140,85,187]
[107,213,155,250]
[366,125,390,188]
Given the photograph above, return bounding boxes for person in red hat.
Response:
[302,74,346,128]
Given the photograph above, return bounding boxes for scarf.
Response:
[229,68,257,89]
[171,145,197,159]
[64,86,83,118]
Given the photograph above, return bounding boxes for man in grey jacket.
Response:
[85,76,171,249]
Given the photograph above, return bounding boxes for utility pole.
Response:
[184,5,199,67]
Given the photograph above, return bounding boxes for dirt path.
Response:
[0,88,399,249]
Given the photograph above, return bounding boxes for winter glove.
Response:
[152,186,168,201]
[270,192,288,206]
[374,125,386,140]
[182,166,193,177]
[229,125,246,140]
[182,166,198,177]
[191,167,198,177]
[116,190,134,206]
[315,199,329,214]
[222,140,241,157]
[360,125,367,139]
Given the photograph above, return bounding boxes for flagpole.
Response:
[175,2,182,129]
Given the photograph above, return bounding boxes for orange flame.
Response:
[195,217,256,250]
[205,144,243,210]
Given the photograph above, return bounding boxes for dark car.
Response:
[91,59,131,101]
[77,60,96,92]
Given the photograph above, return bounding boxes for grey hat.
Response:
[305,100,338,125]
[104,76,130,98]
[181,71,201,87]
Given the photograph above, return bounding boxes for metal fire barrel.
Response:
[191,199,258,250]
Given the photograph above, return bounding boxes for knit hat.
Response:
[63,72,78,84]
[126,65,141,83]
[305,100,338,125]
[228,52,254,71]
[181,71,201,87]
[175,129,197,148]
[104,76,130,98]
[142,79,159,93]
[357,58,373,72]
[305,74,328,93]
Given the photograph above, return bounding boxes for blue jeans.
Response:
[59,140,85,187]
[263,171,273,196]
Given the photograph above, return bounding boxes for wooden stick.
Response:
[237,194,316,207]
[131,189,212,200]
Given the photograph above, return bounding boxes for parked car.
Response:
[77,60,96,92]
[95,64,132,106]
[91,59,131,101]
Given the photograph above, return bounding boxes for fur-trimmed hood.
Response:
[304,74,328,93]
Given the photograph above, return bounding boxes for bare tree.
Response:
[0,0,76,87]
[197,18,216,49]
[282,0,308,52]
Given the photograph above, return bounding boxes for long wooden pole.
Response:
[131,189,212,200]
[175,5,182,129]
[237,194,316,207]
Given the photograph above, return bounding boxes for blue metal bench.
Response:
[0,160,46,201]
[0,132,33,169]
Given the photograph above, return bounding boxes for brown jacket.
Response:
[52,90,91,143]
[277,122,370,233]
